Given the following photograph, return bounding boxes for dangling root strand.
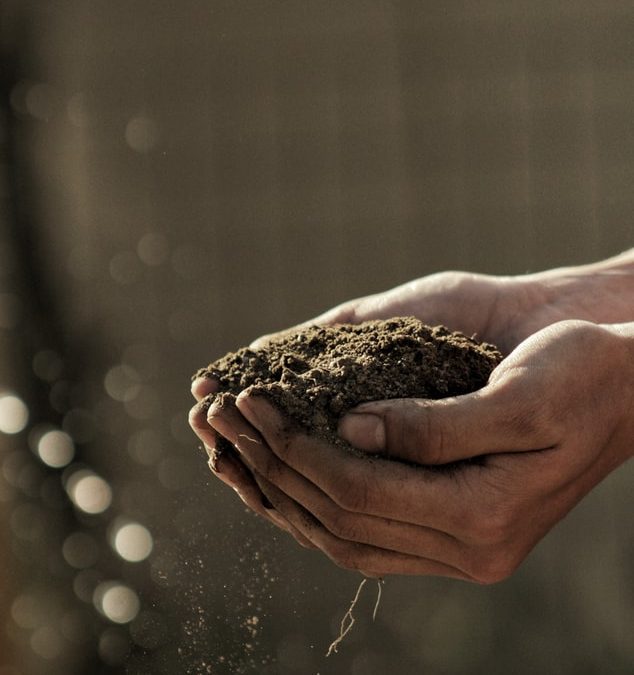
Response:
[326,578,384,657]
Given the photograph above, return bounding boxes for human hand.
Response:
[207,320,633,580]
[249,271,536,355]
[190,251,634,551]
[249,258,631,355]
[188,269,557,513]
[188,383,317,548]
[189,270,513,536]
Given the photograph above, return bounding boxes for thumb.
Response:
[338,385,554,465]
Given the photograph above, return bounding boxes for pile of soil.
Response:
[194,317,502,447]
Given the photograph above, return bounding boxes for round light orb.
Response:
[0,394,29,434]
[67,470,112,514]
[94,582,140,624]
[113,522,153,563]
[37,430,74,468]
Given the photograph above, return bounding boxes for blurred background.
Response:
[0,1,632,674]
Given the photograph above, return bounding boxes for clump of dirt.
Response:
[194,317,502,446]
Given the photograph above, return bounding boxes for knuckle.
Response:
[418,405,446,465]
[383,400,440,463]
[330,472,370,513]
[428,270,472,291]
[322,511,365,542]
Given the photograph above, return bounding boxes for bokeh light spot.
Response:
[125,116,159,153]
[25,83,58,121]
[94,582,140,624]
[104,364,141,402]
[0,394,29,434]
[98,627,131,665]
[137,232,169,266]
[113,522,153,562]
[11,594,41,629]
[32,349,63,382]
[37,430,75,468]
[30,626,63,660]
[66,470,112,514]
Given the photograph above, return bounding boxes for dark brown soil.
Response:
[194,317,502,447]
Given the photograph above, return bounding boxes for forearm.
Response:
[528,248,634,325]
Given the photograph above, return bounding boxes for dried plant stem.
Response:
[237,433,261,445]
[326,578,384,657]
[372,578,384,622]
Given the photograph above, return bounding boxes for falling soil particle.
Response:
[194,317,502,448]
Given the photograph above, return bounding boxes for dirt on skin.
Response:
[194,317,502,450]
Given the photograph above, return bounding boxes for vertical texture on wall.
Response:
[0,2,632,674]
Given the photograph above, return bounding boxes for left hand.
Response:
[206,320,634,580]
[189,380,316,548]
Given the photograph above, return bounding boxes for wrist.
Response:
[603,321,634,461]
[521,249,634,325]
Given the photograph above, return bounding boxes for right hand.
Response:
[248,270,580,355]
[189,267,610,530]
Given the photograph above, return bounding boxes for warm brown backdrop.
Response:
[1,2,632,674]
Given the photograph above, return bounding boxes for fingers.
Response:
[235,391,476,534]
[204,397,316,549]
[207,442,274,520]
[190,399,278,525]
[338,374,558,464]
[213,403,469,567]
[249,317,333,349]
[247,295,376,349]
[191,376,218,402]
[189,395,313,544]
[188,396,218,448]
[256,477,473,580]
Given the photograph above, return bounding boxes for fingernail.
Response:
[207,452,222,473]
[339,413,385,452]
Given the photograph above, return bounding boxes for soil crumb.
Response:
[194,317,502,446]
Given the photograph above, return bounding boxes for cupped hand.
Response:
[188,379,315,546]
[191,270,527,529]
[210,320,633,580]
[189,263,631,562]
[249,270,579,355]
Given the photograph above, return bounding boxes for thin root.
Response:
[373,578,384,622]
[237,433,261,445]
[326,578,384,657]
